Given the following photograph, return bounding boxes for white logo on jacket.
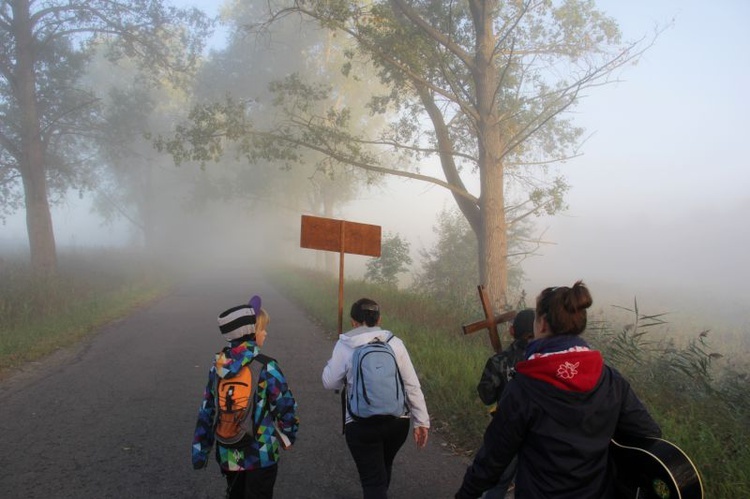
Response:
[556,361,580,379]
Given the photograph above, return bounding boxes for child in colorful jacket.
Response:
[192,295,299,499]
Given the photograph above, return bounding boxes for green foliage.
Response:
[365,232,412,288]
[0,0,212,211]
[157,7,383,228]
[274,267,750,498]
[413,208,479,310]
[414,207,530,310]
[0,35,99,216]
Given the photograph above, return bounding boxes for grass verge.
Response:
[0,250,172,376]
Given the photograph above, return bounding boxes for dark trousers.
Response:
[345,417,410,499]
[222,464,278,499]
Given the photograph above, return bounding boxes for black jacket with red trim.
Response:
[456,338,661,499]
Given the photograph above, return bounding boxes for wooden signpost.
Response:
[300,215,381,334]
[462,285,517,353]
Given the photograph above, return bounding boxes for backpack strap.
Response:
[384,334,410,417]
[340,385,347,435]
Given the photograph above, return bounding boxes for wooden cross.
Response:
[462,285,517,353]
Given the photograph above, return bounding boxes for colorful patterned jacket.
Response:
[192,340,299,471]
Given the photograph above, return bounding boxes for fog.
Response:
[2,0,748,340]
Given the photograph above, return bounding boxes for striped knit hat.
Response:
[218,295,262,342]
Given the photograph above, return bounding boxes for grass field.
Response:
[0,250,172,376]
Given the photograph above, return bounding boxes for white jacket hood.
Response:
[338,326,392,348]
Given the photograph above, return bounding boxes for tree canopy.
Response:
[161,0,653,309]
[0,0,211,274]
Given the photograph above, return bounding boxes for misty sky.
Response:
[3,0,748,318]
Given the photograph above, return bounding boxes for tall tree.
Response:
[0,0,210,275]
[163,1,390,272]
[162,0,652,310]
[95,80,193,250]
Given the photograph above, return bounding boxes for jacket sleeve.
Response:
[392,337,430,428]
[456,382,526,498]
[192,367,217,469]
[476,354,507,406]
[321,340,348,391]
[262,360,300,445]
[612,368,662,440]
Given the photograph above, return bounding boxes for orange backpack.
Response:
[214,354,270,446]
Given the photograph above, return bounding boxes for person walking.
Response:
[322,298,430,499]
[192,295,299,499]
[456,281,661,498]
[475,308,535,499]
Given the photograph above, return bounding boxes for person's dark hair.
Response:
[351,298,380,327]
[511,309,535,339]
[536,280,592,336]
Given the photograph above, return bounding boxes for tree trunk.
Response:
[14,0,57,276]
[472,0,508,310]
[142,162,156,250]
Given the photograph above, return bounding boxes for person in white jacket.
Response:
[322,298,430,499]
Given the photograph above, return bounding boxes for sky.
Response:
[3,0,748,327]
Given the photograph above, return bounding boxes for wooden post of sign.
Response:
[462,285,517,353]
[338,222,345,334]
[300,215,381,334]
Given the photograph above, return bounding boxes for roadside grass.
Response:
[0,250,172,375]
[271,266,750,498]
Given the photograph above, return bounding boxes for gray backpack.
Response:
[347,334,407,420]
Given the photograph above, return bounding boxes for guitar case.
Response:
[611,436,704,499]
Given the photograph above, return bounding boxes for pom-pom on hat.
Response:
[218,295,262,342]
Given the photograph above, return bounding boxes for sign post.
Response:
[300,215,381,334]
[462,285,517,353]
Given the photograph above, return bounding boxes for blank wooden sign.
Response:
[300,215,381,257]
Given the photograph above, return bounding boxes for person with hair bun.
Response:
[322,298,430,499]
[456,281,661,498]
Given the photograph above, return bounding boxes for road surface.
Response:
[0,268,472,498]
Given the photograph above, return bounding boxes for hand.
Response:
[413,426,429,449]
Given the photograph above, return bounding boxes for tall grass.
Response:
[271,266,750,498]
[0,250,172,374]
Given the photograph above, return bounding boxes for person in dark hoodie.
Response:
[456,281,661,499]
[192,295,299,499]
[477,308,536,412]
[475,308,535,499]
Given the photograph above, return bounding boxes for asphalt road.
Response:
[0,268,471,498]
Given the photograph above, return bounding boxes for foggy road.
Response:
[0,268,470,498]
